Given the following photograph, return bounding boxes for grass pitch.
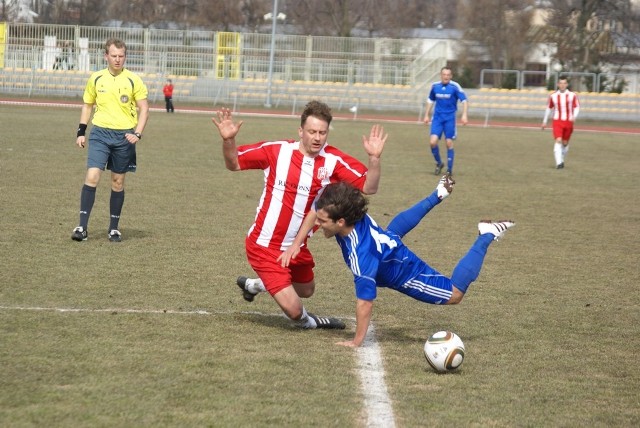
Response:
[0,104,638,427]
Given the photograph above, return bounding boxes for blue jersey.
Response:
[428,80,467,116]
[335,213,451,303]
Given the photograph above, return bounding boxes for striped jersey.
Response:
[238,140,368,251]
[335,213,439,301]
[547,90,579,121]
[83,68,148,130]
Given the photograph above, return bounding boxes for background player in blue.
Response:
[313,176,514,347]
[423,67,468,176]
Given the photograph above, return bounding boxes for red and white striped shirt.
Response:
[548,90,580,121]
[238,140,368,250]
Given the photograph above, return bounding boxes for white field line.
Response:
[0,304,395,427]
[359,324,397,428]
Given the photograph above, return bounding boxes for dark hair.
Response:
[316,182,368,226]
[105,38,126,54]
[301,100,332,127]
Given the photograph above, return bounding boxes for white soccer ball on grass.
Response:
[424,331,465,373]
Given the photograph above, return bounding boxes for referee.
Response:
[72,38,149,242]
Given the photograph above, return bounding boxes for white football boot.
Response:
[436,173,455,200]
[478,220,515,241]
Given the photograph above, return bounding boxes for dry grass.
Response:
[0,104,638,427]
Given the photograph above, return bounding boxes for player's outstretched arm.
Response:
[212,108,244,171]
[337,298,373,347]
[361,124,387,195]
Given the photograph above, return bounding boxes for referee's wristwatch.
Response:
[134,132,142,139]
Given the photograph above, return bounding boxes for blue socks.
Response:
[431,146,442,165]
[387,192,440,238]
[447,148,455,173]
[450,234,494,293]
[432,146,455,173]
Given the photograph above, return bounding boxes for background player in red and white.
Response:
[541,77,580,169]
[212,100,387,330]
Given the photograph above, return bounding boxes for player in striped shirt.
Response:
[542,77,580,169]
[212,101,387,330]
[313,177,514,347]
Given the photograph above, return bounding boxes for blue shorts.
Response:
[430,115,457,140]
[87,126,137,173]
[386,268,453,305]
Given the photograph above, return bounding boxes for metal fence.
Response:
[1,22,638,121]
[480,69,640,93]
[1,23,433,86]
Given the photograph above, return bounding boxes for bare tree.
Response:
[178,0,269,32]
[288,0,364,36]
[407,0,462,29]
[458,0,536,86]
[237,0,270,32]
[0,0,10,21]
[546,0,640,75]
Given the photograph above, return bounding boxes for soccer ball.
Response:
[424,331,465,373]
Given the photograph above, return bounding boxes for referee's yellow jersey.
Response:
[83,68,148,130]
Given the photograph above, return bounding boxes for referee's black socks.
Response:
[79,184,96,229]
[109,190,125,231]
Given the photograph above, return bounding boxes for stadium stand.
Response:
[469,87,639,121]
[2,66,638,122]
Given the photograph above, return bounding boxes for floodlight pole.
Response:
[265,0,279,108]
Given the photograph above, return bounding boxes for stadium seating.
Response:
[227,79,420,112]
[469,87,639,121]
[1,66,638,121]
[0,68,196,101]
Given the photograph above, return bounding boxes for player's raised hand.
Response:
[362,124,387,159]
[212,108,243,141]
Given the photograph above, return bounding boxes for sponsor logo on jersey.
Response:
[276,179,311,193]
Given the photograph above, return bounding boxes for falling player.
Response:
[312,176,514,347]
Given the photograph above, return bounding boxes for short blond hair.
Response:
[104,38,126,54]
